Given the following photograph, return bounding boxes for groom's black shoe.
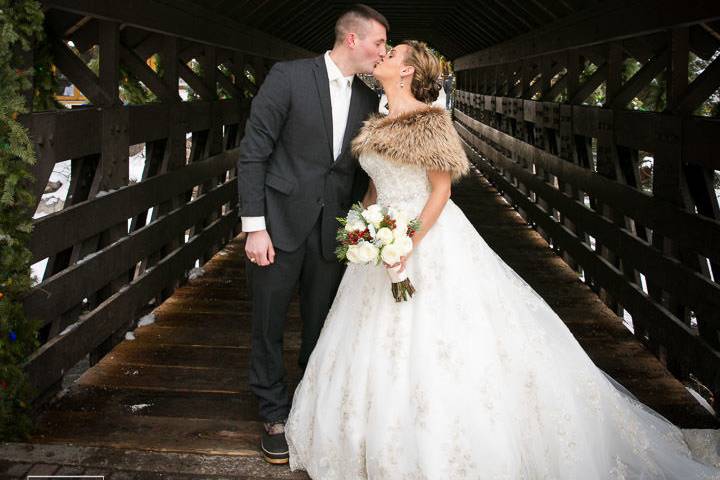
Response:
[261,420,289,465]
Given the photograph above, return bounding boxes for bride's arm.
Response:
[390,170,451,272]
[412,170,452,246]
[361,179,377,208]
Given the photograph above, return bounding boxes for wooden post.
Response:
[90,19,130,365]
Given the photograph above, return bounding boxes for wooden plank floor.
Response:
[26,166,716,477]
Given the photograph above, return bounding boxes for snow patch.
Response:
[96,189,115,197]
[137,313,156,327]
[125,331,136,341]
[34,160,71,220]
[188,267,205,280]
[129,147,146,183]
[129,403,153,413]
[30,258,49,286]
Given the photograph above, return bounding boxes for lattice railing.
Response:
[452,1,720,407]
[18,0,312,400]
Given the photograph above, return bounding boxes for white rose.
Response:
[394,210,409,226]
[393,224,407,241]
[357,241,380,263]
[394,235,414,255]
[375,227,394,245]
[362,204,384,227]
[367,222,377,238]
[344,220,366,232]
[380,243,403,265]
[345,245,362,263]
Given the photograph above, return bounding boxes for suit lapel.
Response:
[313,56,334,161]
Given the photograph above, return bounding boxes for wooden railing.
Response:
[19,0,312,401]
[452,1,720,407]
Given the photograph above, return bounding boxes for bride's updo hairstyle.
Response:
[399,40,443,104]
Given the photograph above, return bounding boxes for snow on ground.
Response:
[129,403,153,413]
[125,331,136,341]
[137,312,156,327]
[129,146,146,183]
[31,149,148,285]
[34,160,71,220]
[188,267,205,280]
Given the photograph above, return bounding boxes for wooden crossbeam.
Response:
[569,62,607,104]
[674,53,720,114]
[608,47,669,109]
[178,60,214,100]
[49,37,115,105]
[40,0,313,60]
[119,42,180,103]
[216,67,244,99]
[455,0,720,68]
[222,56,258,96]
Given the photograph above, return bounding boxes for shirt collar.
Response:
[324,50,354,87]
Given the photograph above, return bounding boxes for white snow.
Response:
[137,313,156,327]
[34,160,71,220]
[30,258,48,286]
[622,309,634,333]
[188,267,205,280]
[125,331,136,341]
[129,145,146,183]
[129,403,153,413]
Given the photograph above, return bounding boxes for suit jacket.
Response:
[237,55,380,261]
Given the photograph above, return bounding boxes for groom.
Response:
[236,4,388,464]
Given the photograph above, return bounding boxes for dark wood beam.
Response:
[119,42,179,102]
[608,47,669,108]
[455,0,720,68]
[41,0,314,60]
[49,37,115,105]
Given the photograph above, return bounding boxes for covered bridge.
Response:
[2,0,720,476]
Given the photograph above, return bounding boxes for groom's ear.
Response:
[345,32,358,49]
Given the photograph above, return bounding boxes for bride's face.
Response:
[373,44,413,86]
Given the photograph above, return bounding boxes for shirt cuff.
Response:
[241,216,266,232]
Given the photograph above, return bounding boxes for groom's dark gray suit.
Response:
[236,54,379,422]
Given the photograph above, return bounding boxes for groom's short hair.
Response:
[334,4,389,45]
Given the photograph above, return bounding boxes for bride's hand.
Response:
[385,252,412,273]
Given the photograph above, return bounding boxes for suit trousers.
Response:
[246,212,345,422]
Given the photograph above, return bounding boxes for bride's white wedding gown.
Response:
[285,150,720,479]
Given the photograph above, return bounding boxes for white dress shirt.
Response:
[241,51,355,233]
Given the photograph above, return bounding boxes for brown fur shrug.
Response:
[351,106,470,181]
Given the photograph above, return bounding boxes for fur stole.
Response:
[351,106,470,181]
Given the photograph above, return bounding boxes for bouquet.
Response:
[336,203,421,302]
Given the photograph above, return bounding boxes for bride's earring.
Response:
[400,80,405,89]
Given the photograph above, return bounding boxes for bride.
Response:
[284,40,720,479]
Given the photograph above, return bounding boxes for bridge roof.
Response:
[188,0,604,60]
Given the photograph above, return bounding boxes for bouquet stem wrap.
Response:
[387,264,416,302]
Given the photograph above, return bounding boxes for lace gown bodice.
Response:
[359,151,431,218]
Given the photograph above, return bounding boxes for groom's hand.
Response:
[245,230,276,267]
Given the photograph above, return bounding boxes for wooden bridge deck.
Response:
[2,167,716,478]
